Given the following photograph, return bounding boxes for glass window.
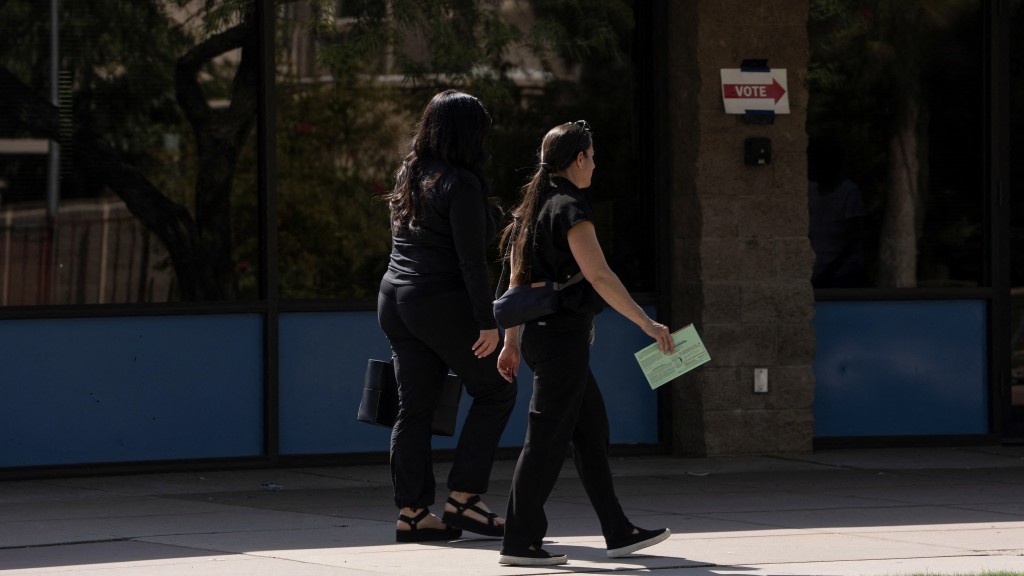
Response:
[1009,0,1024,428]
[274,0,652,300]
[0,1,259,305]
[807,0,985,289]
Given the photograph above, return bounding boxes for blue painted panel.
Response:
[278,308,659,455]
[813,301,988,437]
[0,315,264,467]
[277,312,393,455]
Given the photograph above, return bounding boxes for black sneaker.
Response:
[606,527,670,558]
[498,546,568,566]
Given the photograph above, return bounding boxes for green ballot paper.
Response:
[634,324,711,389]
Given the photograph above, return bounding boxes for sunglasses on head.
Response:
[566,119,591,132]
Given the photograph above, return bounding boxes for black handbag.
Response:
[492,272,584,329]
[357,359,461,437]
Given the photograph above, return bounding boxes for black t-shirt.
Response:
[384,159,498,329]
[530,177,606,316]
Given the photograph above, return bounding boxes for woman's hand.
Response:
[643,319,675,355]
[472,329,500,358]
[497,344,520,382]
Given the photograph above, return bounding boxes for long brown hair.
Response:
[388,90,491,234]
[500,121,593,286]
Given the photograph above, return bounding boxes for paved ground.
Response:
[2,446,1024,575]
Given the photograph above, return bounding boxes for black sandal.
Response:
[441,495,504,537]
[395,508,462,543]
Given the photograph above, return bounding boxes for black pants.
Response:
[502,314,632,551]
[378,279,516,510]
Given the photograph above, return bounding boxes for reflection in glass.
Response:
[807,136,868,289]
[0,0,259,305]
[275,1,650,300]
[808,0,985,288]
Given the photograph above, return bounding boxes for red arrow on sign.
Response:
[722,78,786,104]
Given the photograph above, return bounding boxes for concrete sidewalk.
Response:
[2,446,1024,575]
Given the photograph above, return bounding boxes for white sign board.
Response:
[720,68,790,115]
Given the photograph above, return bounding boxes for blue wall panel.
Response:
[813,301,988,437]
[0,315,264,468]
[0,308,660,468]
[278,308,660,455]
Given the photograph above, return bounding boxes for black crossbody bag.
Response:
[492,221,583,329]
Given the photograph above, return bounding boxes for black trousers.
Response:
[378,279,516,510]
[502,314,632,551]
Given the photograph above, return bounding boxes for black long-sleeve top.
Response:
[384,159,498,329]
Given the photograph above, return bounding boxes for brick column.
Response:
[666,0,815,455]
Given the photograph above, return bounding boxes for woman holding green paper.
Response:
[494,120,675,566]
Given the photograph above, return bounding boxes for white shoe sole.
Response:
[498,554,568,566]
[606,528,671,558]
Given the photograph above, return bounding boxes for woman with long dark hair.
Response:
[495,121,674,566]
[378,89,514,542]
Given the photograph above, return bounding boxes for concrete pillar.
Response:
[666,0,816,455]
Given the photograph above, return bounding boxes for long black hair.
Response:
[387,89,492,234]
[500,121,593,286]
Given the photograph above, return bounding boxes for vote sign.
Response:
[720,68,790,115]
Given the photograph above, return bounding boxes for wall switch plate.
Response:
[754,368,768,393]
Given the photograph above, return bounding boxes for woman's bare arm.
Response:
[567,221,674,354]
